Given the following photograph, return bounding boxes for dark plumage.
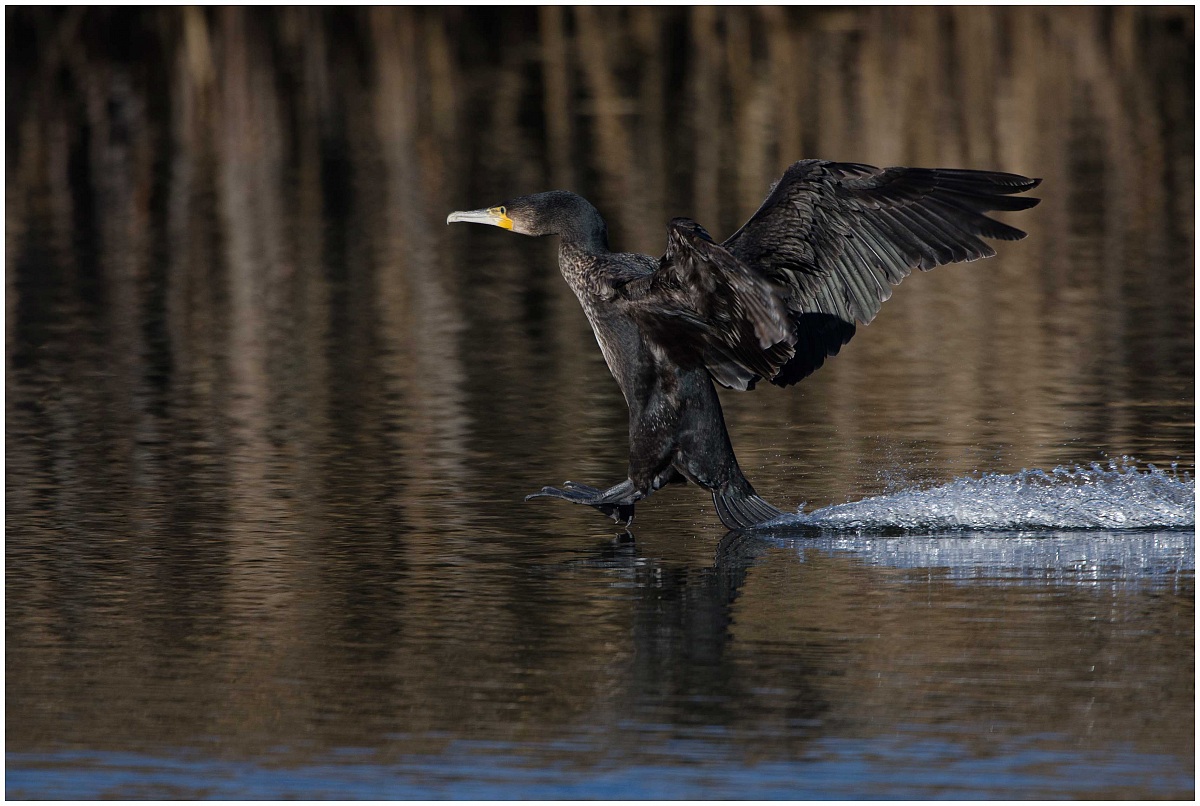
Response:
[447,160,1041,530]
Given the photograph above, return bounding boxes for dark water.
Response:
[6,7,1195,799]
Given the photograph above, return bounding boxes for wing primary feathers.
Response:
[941,187,1041,212]
[933,169,1041,192]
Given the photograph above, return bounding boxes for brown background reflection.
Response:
[5,7,1194,798]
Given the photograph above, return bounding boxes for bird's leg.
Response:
[526,396,681,526]
[525,479,643,525]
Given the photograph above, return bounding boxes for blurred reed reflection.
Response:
[5,6,1194,798]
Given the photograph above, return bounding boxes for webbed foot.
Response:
[525,480,638,525]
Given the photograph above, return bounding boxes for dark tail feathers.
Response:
[712,483,785,530]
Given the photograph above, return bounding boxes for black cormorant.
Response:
[447,160,1040,530]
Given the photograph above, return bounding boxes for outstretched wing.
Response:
[617,218,796,391]
[724,160,1040,385]
[617,162,1039,392]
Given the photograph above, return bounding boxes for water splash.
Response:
[769,462,1195,532]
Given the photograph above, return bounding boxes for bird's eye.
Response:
[498,206,507,216]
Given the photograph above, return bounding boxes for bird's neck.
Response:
[557,235,615,302]
[553,212,611,297]
[557,222,609,256]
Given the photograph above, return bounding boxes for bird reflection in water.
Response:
[563,526,827,729]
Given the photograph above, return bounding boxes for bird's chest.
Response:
[560,251,665,406]
[581,303,641,388]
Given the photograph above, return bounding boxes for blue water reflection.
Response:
[9,734,1193,799]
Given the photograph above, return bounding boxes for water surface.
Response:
[6,6,1195,799]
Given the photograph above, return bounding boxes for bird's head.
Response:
[447,191,608,247]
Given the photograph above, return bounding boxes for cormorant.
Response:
[448,160,1040,530]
